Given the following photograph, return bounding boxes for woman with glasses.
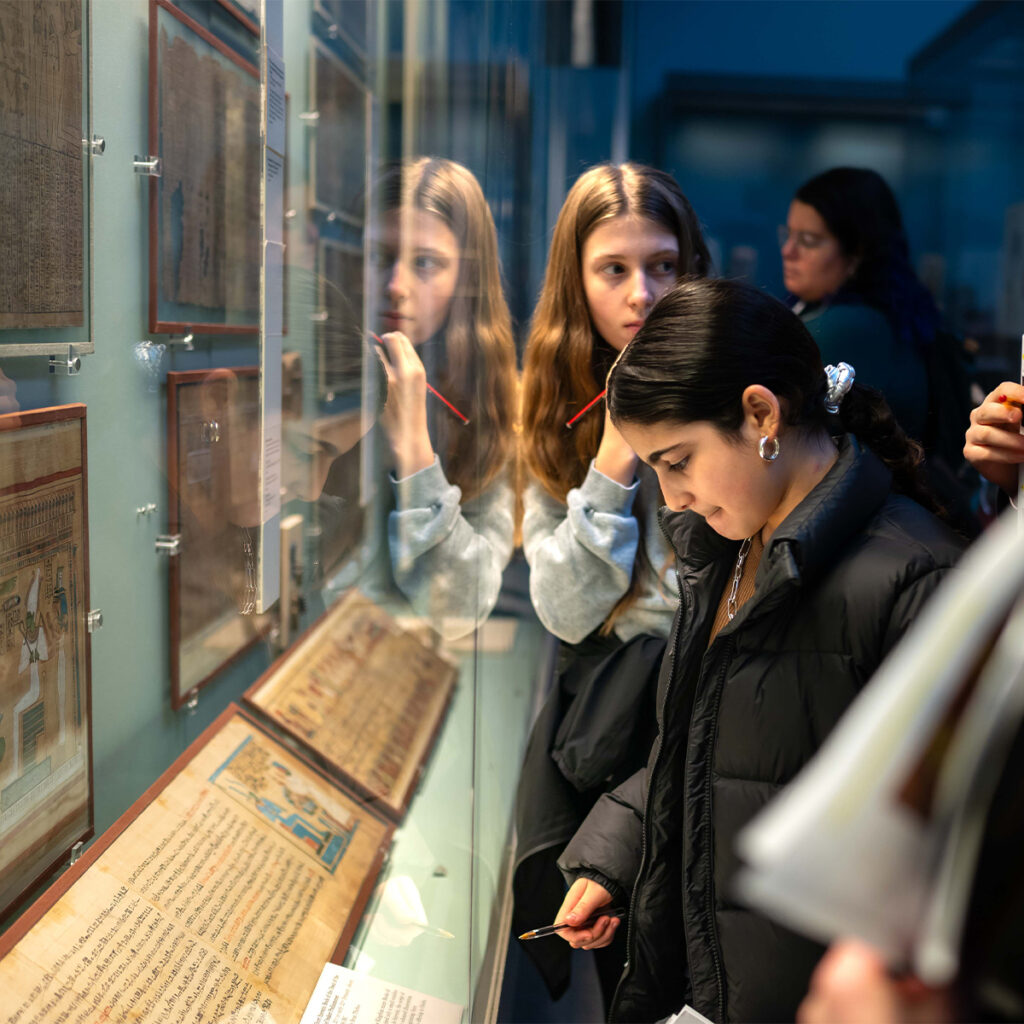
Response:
[780,167,936,445]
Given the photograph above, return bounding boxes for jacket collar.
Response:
[661,434,892,591]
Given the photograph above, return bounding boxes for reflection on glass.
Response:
[319,157,518,640]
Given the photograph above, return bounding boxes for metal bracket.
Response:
[83,135,105,155]
[155,534,181,556]
[69,840,85,866]
[87,609,103,633]
[167,332,195,351]
[133,154,162,177]
[49,346,82,376]
[299,110,319,123]
[136,503,157,517]
[186,691,199,715]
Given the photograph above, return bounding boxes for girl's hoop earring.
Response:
[759,435,780,462]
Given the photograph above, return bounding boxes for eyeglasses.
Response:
[777,226,827,250]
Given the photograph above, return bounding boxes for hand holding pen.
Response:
[543,877,623,950]
[519,906,626,941]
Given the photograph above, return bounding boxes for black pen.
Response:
[518,907,627,940]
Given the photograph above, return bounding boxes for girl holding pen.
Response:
[554,278,963,1023]
[512,163,710,1008]
[342,157,518,639]
[520,162,710,647]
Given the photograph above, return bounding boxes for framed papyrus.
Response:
[0,0,88,343]
[149,0,261,335]
[309,37,368,225]
[167,368,271,710]
[244,591,457,820]
[0,405,93,920]
[0,705,393,1023]
[318,238,366,399]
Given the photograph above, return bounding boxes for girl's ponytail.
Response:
[836,383,940,515]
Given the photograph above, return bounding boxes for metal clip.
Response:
[133,154,162,177]
[155,534,181,556]
[49,346,82,375]
[167,332,195,350]
[70,840,85,866]
[201,420,220,444]
[82,135,105,155]
[87,609,103,633]
[136,503,157,517]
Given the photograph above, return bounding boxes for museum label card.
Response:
[299,964,462,1024]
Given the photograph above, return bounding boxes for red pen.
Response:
[566,389,607,429]
[371,333,470,425]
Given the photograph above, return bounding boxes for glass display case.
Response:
[0,1,547,1020]
[2,1,1023,1021]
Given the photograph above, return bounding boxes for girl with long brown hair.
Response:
[512,163,710,1010]
[355,157,518,637]
[520,162,710,644]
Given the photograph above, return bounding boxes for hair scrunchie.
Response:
[824,362,856,413]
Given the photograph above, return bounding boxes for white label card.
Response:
[299,964,463,1024]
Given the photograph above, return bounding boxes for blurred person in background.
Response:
[782,166,979,535]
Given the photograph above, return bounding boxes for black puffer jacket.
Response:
[559,436,965,1022]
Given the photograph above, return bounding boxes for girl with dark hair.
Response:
[553,277,963,1023]
[781,166,939,443]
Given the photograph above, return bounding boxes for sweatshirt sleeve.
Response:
[522,462,640,643]
[388,456,514,639]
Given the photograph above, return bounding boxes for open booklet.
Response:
[736,507,1024,985]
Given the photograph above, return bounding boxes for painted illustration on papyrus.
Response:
[0,0,84,329]
[0,710,392,1024]
[0,406,91,918]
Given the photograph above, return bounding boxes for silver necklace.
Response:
[726,537,753,622]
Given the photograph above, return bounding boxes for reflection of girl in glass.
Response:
[366,157,518,637]
[514,163,709,1008]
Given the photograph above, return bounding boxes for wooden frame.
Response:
[244,591,457,821]
[166,368,271,710]
[0,404,93,920]
[148,0,261,335]
[0,705,393,1020]
[317,237,365,398]
[308,36,369,226]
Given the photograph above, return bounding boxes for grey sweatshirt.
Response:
[386,455,515,640]
[522,461,678,644]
